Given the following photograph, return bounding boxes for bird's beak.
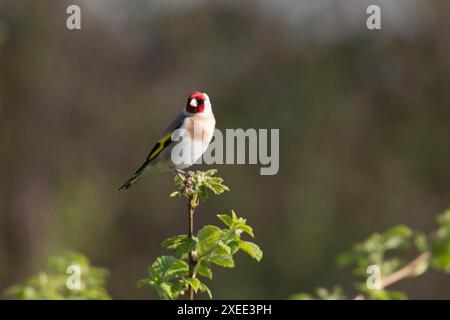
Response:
[189,99,198,107]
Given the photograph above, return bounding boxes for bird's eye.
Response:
[198,99,204,104]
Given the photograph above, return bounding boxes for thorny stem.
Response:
[353,251,431,300]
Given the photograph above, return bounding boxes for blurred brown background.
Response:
[0,0,449,299]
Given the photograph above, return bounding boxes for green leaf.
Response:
[217,214,233,227]
[208,253,235,268]
[197,225,222,256]
[382,225,412,250]
[200,170,230,195]
[162,235,186,248]
[137,279,150,288]
[194,260,213,279]
[204,169,218,175]
[226,210,254,237]
[430,237,450,272]
[183,278,200,293]
[147,256,189,280]
[162,235,196,258]
[290,293,313,300]
[238,241,263,261]
[197,225,221,241]
[165,260,189,278]
[140,256,189,300]
[226,240,241,254]
[429,209,450,272]
[437,210,450,227]
[203,177,230,195]
[235,224,254,238]
[170,191,181,198]
[159,281,185,300]
[217,240,232,255]
[198,281,212,299]
[414,233,429,252]
[231,210,238,220]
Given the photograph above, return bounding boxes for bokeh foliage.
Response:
[4,252,110,300]
[292,209,450,300]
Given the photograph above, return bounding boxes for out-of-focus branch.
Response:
[353,251,431,300]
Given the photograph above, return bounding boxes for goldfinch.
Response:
[119,91,216,190]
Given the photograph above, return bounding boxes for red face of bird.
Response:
[185,91,212,115]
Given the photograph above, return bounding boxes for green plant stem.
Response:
[184,173,198,301]
[187,195,195,300]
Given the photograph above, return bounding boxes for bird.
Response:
[119,91,216,190]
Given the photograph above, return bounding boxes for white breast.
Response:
[171,115,215,168]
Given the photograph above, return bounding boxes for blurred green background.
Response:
[0,0,449,299]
